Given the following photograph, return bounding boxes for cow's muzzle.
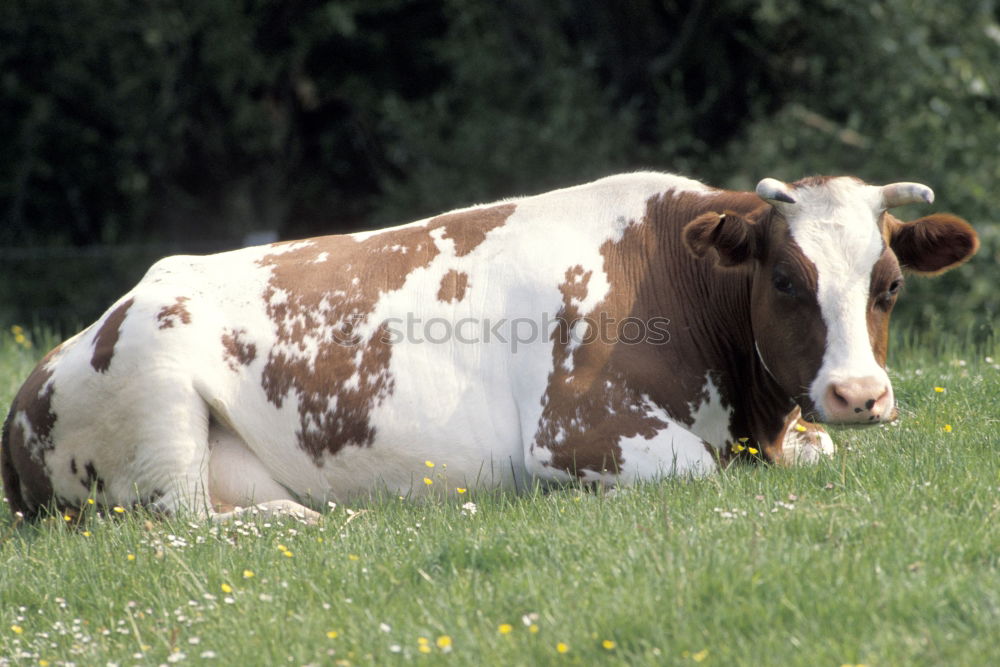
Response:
[821,376,896,423]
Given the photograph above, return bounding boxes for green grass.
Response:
[1,327,998,666]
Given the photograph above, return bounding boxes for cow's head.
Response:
[684,176,978,424]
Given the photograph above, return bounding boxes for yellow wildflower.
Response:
[113,506,125,514]
[127,554,136,562]
[242,569,254,578]
[456,487,467,494]
[348,554,360,561]
[794,424,807,432]
[693,648,709,662]
[425,460,435,468]
[327,630,339,639]
[943,424,953,433]
[602,639,616,650]
[220,583,232,594]
[934,386,945,393]
[529,624,539,634]
[748,447,759,455]
[10,625,23,634]
[436,635,452,649]
[498,624,513,635]
[423,477,433,485]
[556,642,569,653]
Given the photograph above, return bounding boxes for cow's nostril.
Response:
[870,387,892,417]
[831,387,849,407]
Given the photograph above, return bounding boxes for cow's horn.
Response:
[756,178,796,205]
[880,182,934,208]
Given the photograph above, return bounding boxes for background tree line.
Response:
[1,0,997,338]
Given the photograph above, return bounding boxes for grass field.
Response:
[1,326,998,666]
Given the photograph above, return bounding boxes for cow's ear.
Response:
[887,213,979,275]
[683,211,761,267]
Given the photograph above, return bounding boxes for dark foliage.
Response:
[1,0,996,336]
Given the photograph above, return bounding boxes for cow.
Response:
[1,172,979,522]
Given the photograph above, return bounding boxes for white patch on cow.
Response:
[312,251,329,263]
[685,374,733,451]
[782,178,893,416]
[267,240,316,256]
[342,370,361,391]
[616,429,717,480]
[562,320,591,372]
[616,395,719,479]
[267,286,289,307]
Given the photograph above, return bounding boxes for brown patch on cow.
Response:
[256,203,515,462]
[157,296,192,329]
[428,203,516,256]
[437,270,469,303]
[867,248,902,366]
[533,192,771,475]
[222,328,257,371]
[1,346,63,518]
[533,229,673,475]
[91,298,134,373]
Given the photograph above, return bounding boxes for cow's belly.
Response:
[206,411,525,508]
[202,326,528,505]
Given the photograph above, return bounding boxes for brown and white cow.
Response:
[1,173,979,521]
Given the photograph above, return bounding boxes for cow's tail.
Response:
[1,406,30,521]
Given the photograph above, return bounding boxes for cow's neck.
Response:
[684,275,797,456]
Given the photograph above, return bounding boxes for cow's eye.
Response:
[875,278,904,310]
[772,272,795,296]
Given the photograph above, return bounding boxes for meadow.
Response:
[1,326,998,666]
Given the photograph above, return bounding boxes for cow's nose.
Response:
[824,377,893,422]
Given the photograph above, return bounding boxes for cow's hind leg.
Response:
[206,421,320,524]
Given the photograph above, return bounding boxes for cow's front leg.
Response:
[527,416,722,485]
[772,406,835,465]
